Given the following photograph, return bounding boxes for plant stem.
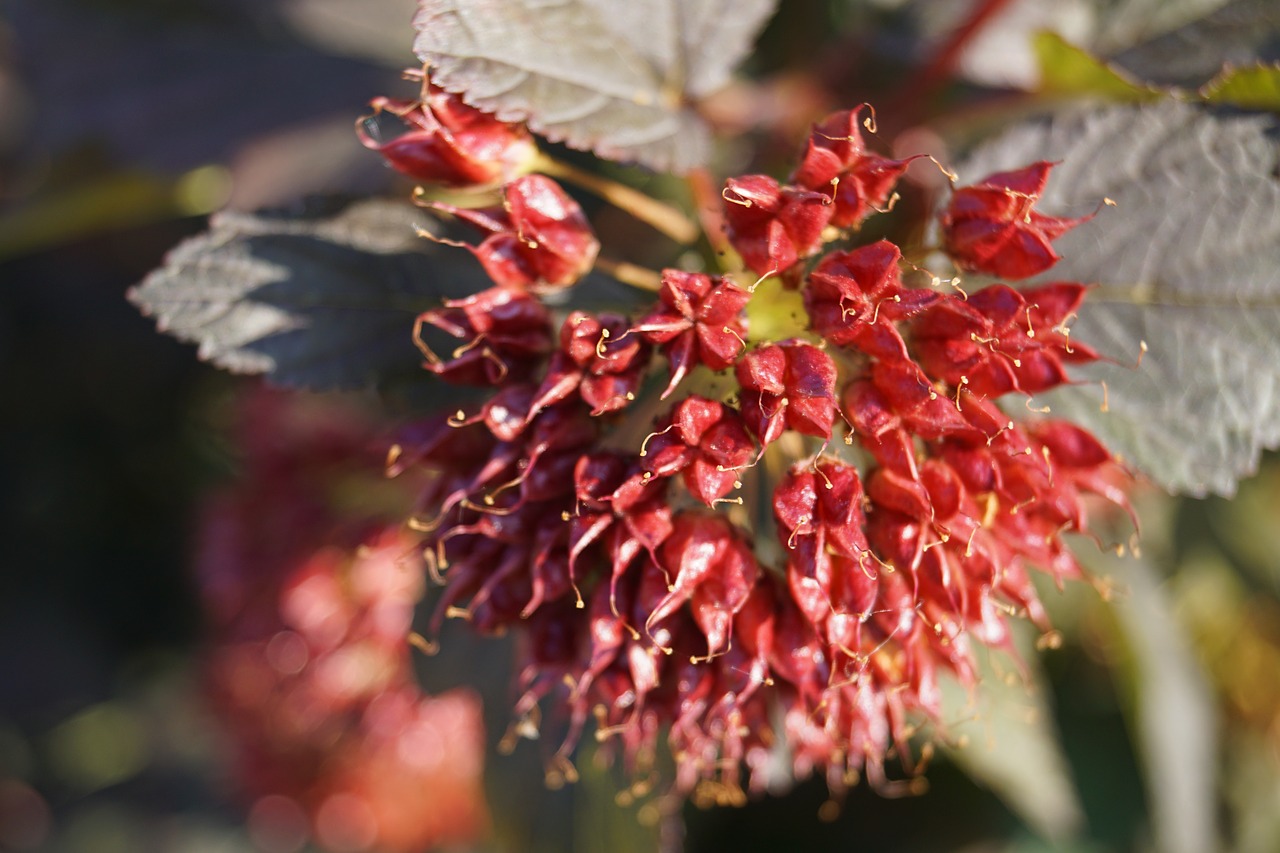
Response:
[593,256,663,292]
[893,0,1016,123]
[686,167,736,267]
[535,154,700,245]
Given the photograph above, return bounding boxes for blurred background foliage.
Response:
[2,0,1279,850]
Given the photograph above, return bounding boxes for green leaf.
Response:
[1088,0,1234,56]
[940,623,1084,843]
[1201,62,1280,110]
[1093,544,1219,853]
[412,0,778,173]
[128,197,491,391]
[955,101,1280,497]
[1034,31,1162,101]
[1109,0,1280,87]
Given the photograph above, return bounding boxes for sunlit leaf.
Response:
[955,101,1280,497]
[1034,29,1280,112]
[1034,32,1162,101]
[411,0,778,172]
[1201,61,1280,111]
[129,198,490,391]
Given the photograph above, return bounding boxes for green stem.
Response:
[536,154,700,245]
[686,167,737,270]
[593,256,663,292]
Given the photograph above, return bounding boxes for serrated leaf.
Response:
[129,198,491,391]
[411,0,778,173]
[1201,61,1280,110]
[1034,31,1163,101]
[954,101,1280,497]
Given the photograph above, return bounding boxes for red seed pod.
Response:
[791,108,919,229]
[1030,420,1111,469]
[868,358,973,441]
[432,175,600,293]
[773,460,871,569]
[528,311,651,417]
[912,282,1099,398]
[639,396,756,506]
[735,341,838,445]
[940,161,1090,280]
[722,174,833,278]
[805,240,939,349]
[568,452,674,605]
[649,513,760,658]
[414,286,553,385]
[357,85,536,188]
[632,271,751,398]
[841,379,919,476]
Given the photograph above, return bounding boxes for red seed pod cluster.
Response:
[791,107,920,229]
[365,73,600,295]
[724,107,918,281]
[632,271,751,398]
[414,286,553,385]
[198,391,488,853]
[940,161,1091,280]
[381,99,1130,805]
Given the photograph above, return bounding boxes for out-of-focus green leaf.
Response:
[1224,731,1280,852]
[1097,548,1218,853]
[940,624,1084,843]
[574,743,662,853]
[956,101,1280,497]
[46,703,149,793]
[1034,32,1162,101]
[0,172,179,260]
[1206,459,1280,594]
[1172,553,1280,852]
[1109,0,1280,87]
[1201,62,1280,110]
[1088,0,1233,55]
